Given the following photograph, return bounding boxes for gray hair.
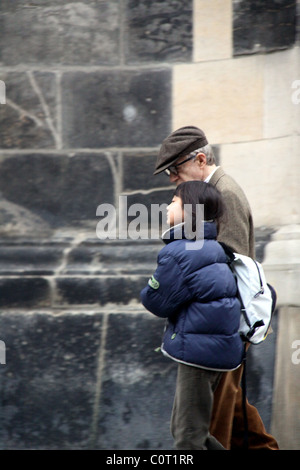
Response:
[189,144,216,166]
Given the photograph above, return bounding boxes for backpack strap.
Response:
[218,241,235,263]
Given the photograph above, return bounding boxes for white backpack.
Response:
[219,244,277,449]
[220,244,277,344]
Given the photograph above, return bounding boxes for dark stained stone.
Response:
[0,153,115,228]
[0,1,120,66]
[55,275,148,306]
[96,312,177,449]
[0,311,103,449]
[0,278,51,308]
[0,72,57,149]
[61,69,171,148]
[124,0,193,64]
[233,0,297,55]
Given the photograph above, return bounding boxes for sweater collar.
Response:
[162,221,217,245]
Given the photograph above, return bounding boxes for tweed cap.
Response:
[154,126,208,175]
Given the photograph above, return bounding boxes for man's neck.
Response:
[203,164,217,182]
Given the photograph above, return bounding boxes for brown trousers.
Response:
[210,362,279,450]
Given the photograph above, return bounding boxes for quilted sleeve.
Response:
[140,251,192,318]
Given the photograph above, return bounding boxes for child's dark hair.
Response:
[174,181,225,233]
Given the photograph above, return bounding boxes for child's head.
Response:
[167,181,225,232]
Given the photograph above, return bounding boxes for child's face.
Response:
[167,196,184,227]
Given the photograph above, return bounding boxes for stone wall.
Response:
[0,0,299,449]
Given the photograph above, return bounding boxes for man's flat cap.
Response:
[154,126,208,175]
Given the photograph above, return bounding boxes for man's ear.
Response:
[195,152,207,167]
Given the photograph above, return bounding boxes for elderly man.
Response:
[153,126,278,450]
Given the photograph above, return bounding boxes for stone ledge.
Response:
[0,237,161,275]
[0,227,272,308]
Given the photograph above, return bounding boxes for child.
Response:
[140,181,244,450]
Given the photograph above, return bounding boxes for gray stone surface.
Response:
[55,276,147,306]
[0,305,278,449]
[0,72,57,149]
[123,0,193,64]
[0,278,50,308]
[61,69,171,148]
[122,152,168,192]
[0,310,104,449]
[0,153,115,229]
[0,237,161,308]
[233,0,297,55]
[0,200,52,238]
[0,309,176,450]
[96,312,176,450]
[0,1,120,66]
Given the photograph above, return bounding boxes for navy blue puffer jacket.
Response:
[140,222,244,371]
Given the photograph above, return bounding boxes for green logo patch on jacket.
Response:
[148,275,160,290]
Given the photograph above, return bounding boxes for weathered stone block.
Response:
[61,69,171,148]
[96,312,177,449]
[0,200,53,238]
[0,1,120,66]
[0,153,115,230]
[0,311,104,449]
[122,152,168,192]
[263,48,300,139]
[0,307,277,450]
[0,72,57,149]
[55,276,148,306]
[173,55,264,144]
[124,0,193,64]
[124,190,175,238]
[0,278,50,308]
[233,0,296,55]
[220,136,300,227]
[193,0,232,62]
[60,239,160,276]
[0,244,64,275]
[125,189,174,208]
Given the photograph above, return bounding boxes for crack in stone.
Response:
[27,71,60,148]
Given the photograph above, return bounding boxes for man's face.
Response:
[167,153,205,186]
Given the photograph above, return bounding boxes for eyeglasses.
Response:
[164,150,200,176]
